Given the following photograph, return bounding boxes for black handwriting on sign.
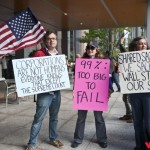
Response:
[81,60,92,69]
[76,91,104,104]
[80,60,103,69]
[94,61,102,69]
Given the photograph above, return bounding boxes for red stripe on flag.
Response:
[0,33,16,47]
[1,23,45,51]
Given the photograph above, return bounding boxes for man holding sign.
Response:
[71,41,109,148]
[26,31,64,150]
[119,36,150,150]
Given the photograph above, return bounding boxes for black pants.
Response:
[73,110,107,143]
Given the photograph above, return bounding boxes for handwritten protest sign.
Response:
[12,55,70,97]
[73,58,110,111]
[118,50,150,94]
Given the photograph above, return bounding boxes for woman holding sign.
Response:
[71,42,108,148]
[26,31,64,150]
[128,37,150,150]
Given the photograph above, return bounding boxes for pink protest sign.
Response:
[73,58,110,111]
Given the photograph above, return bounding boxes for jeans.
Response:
[111,72,120,91]
[122,94,132,116]
[73,110,107,144]
[109,77,114,92]
[129,93,150,150]
[27,91,61,147]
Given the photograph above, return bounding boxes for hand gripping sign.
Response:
[12,55,70,97]
[73,58,110,112]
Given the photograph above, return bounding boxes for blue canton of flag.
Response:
[7,9,38,40]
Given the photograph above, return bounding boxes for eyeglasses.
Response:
[86,45,96,50]
[47,37,57,41]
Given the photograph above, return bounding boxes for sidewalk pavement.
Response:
[0,89,135,150]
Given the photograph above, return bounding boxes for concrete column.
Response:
[61,30,68,56]
[108,29,113,52]
[145,0,150,45]
[74,30,87,57]
[0,64,2,78]
[135,27,142,37]
[57,31,62,54]
[72,31,76,61]
[67,31,71,59]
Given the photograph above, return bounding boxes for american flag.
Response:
[0,8,46,55]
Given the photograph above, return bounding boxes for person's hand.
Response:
[118,64,121,73]
[120,37,125,44]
